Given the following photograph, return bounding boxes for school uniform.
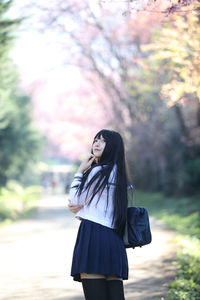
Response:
[69,165,128,282]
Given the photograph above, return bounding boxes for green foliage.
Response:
[167,237,200,300]
[137,191,200,237]
[0,180,41,221]
[147,13,200,104]
[186,158,200,189]
[0,94,43,178]
[138,191,200,300]
[0,1,21,55]
[0,0,43,186]
[0,0,20,90]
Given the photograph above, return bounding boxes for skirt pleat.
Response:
[71,219,128,282]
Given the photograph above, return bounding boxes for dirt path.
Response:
[0,194,177,300]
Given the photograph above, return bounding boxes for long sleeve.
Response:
[68,164,116,228]
[69,166,102,206]
[69,172,84,205]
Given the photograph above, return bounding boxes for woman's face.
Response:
[92,135,106,160]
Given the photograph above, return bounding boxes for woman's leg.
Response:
[106,275,125,300]
[80,273,108,300]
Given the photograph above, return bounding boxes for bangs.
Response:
[93,129,109,143]
[94,129,114,140]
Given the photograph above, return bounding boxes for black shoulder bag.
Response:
[123,189,152,249]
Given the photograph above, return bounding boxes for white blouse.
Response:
[69,165,116,228]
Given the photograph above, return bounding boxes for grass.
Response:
[134,191,200,300]
[0,180,41,226]
[135,191,200,238]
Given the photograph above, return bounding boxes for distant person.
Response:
[64,177,70,194]
[50,178,56,194]
[42,177,49,191]
[68,129,130,300]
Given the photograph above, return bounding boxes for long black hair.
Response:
[77,129,129,237]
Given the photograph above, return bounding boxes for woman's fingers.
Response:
[77,153,96,173]
[84,154,95,167]
[68,205,78,213]
[68,204,83,214]
[87,153,95,161]
[87,155,96,166]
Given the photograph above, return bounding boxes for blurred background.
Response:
[0,1,200,299]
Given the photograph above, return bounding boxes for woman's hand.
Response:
[68,200,83,214]
[77,153,96,174]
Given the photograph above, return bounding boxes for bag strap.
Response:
[127,185,137,207]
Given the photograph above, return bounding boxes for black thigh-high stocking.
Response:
[81,278,108,300]
[107,280,125,300]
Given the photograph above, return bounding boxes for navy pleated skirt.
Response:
[71,219,128,282]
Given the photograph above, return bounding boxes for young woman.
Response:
[68,129,129,300]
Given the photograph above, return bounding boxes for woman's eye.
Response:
[93,139,105,144]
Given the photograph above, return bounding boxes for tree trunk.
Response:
[174,104,190,140]
[196,98,200,127]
